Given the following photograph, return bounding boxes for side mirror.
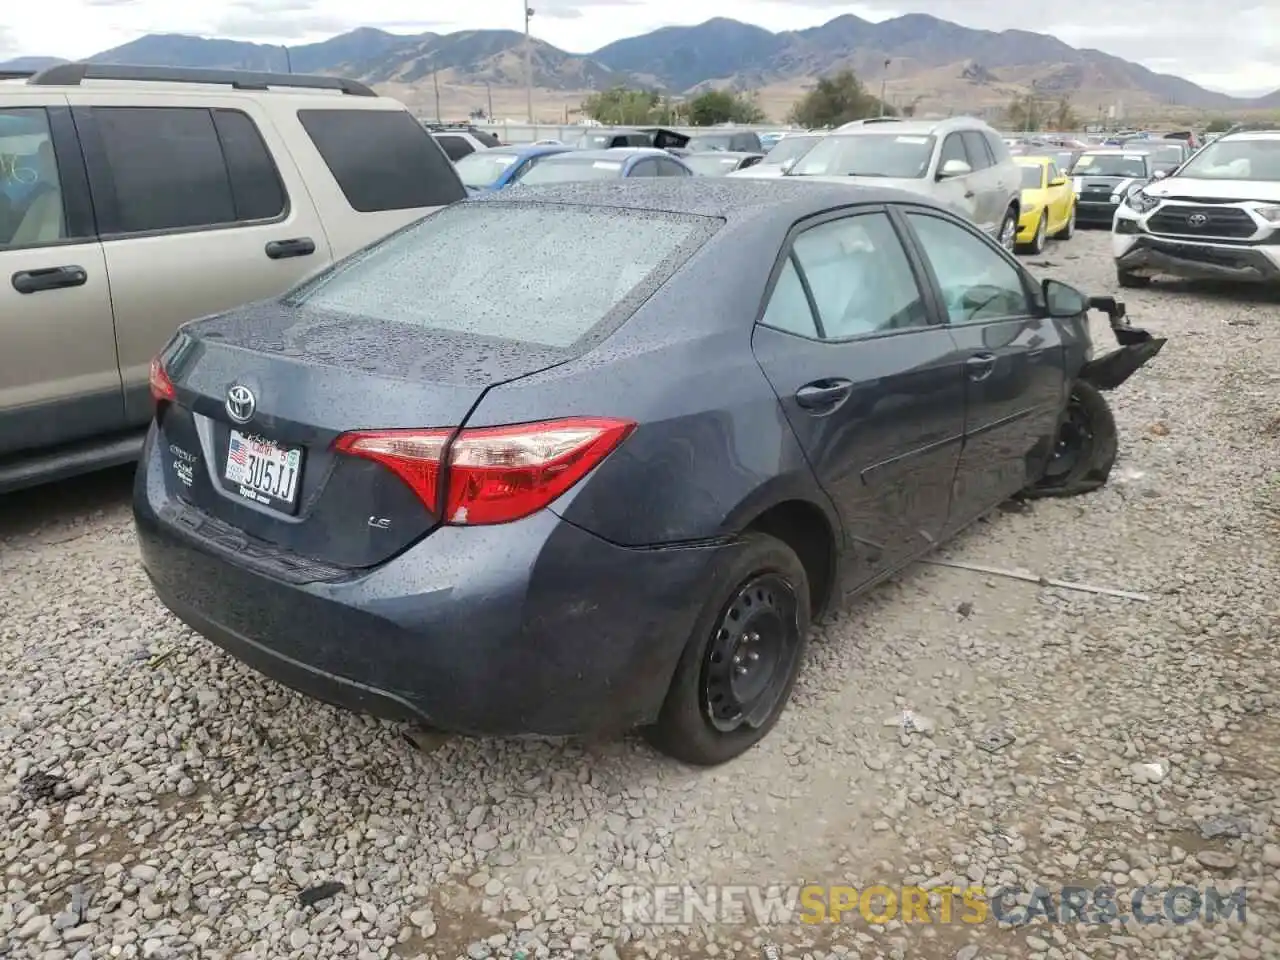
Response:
[1043,278,1089,318]
[781,158,796,172]
[1153,169,1168,179]
[937,158,972,179]
[1049,176,1067,187]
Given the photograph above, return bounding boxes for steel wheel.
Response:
[700,574,801,734]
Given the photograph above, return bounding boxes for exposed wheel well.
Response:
[744,500,836,619]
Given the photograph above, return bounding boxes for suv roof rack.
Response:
[27,63,377,96]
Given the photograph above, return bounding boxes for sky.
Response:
[2,0,1277,97]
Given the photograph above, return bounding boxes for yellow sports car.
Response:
[1014,156,1076,254]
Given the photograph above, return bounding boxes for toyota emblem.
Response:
[225,384,256,424]
[1186,213,1209,227]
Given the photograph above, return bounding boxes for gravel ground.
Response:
[3,229,1279,960]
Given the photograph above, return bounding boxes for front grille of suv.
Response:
[1147,206,1257,240]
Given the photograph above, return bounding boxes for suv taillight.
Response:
[333,417,635,525]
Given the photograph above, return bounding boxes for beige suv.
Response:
[0,63,464,492]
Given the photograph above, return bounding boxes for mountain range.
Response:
[4,15,1278,114]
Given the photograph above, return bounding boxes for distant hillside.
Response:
[4,17,1277,113]
[0,56,68,71]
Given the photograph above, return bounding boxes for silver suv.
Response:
[785,116,1023,250]
[0,64,465,492]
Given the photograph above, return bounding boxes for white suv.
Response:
[1113,128,1280,288]
[785,117,1023,250]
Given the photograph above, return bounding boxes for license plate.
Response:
[224,430,303,512]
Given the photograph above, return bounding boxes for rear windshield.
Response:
[287,203,711,348]
[687,135,735,152]
[517,157,626,184]
[454,150,520,189]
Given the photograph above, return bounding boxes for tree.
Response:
[582,86,675,126]
[1004,94,1045,132]
[685,89,765,126]
[1205,117,1234,133]
[787,70,894,129]
[1051,96,1079,131]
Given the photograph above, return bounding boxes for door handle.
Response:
[966,353,996,381]
[11,265,87,294]
[795,379,853,412]
[964,190,976,198]
[265,237,316,260]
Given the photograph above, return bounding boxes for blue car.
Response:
[133,180,1165,765]
[453,143,574,194]
[513,147,693,184]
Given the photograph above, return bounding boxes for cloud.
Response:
[1,0,1275,95]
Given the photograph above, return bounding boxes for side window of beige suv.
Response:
[0,108,67,249]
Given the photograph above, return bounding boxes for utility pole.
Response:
[879,58,890,117]
[486,81,493,121]
[524,4,535,124]
[432,62,441,123]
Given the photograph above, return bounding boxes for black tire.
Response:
[998,207,1019,253]
[1024,380,1118,499]
[1116,268,1151,289]
[643,532,811,766]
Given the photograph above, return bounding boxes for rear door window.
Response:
[289,203,714,348]
[298,109,465,212]
[87,106,284,235]
[434,134,474,162]
[961,131,994,169]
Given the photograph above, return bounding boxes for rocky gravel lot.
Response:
[3,229,1280,960]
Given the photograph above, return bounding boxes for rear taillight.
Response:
[333,417,635,525]
[149,356,176,405]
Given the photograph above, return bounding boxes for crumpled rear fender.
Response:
[1078,295,1168,391]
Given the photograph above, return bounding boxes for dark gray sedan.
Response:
[134,180,1165,765]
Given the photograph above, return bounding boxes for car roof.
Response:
[489,143,568,157]
[1014,156,1052,166]
[467,177,942,225]
[685,150,763,159]
[832,116,991,138]
[1081,148,1147,155]
[557,148,667,161]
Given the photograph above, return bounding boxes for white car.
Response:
[726,132,825,179]
[1112,128,1280,288]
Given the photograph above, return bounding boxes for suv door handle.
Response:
[964,190,976,199]
[11,265,87,294]
[966,353,996,381]
[265,237,316,260]
[795,378,853,412]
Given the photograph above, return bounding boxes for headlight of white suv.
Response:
[1124,188,1160,214]
[1256,205,1280,223]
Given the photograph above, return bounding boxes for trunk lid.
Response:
[156,303,568,568]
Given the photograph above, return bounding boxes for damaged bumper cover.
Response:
[1117,237,1280,285]
[1079,295,1167,391]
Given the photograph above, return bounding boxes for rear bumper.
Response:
[133,430,725,736]
[1114,236,1280,284]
